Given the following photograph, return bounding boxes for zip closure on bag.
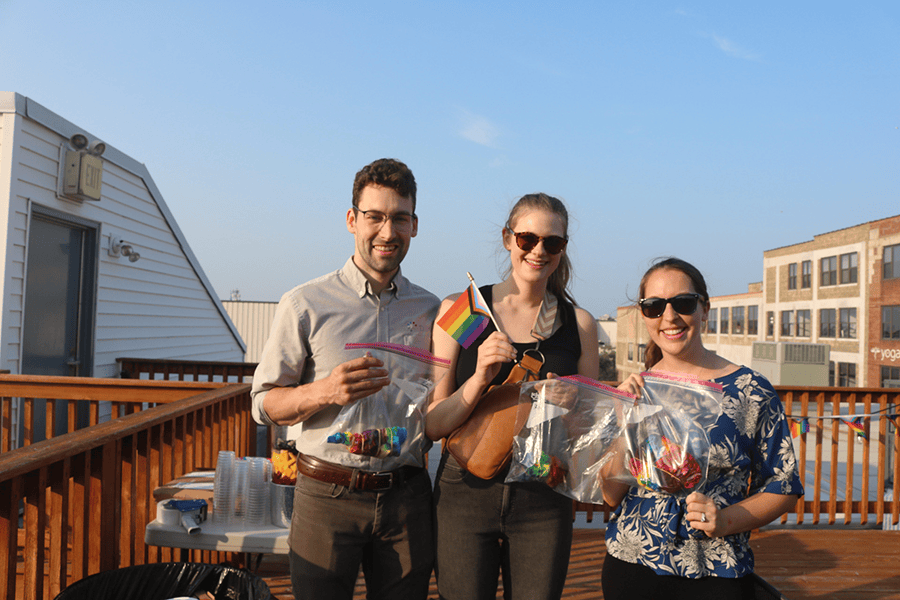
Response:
[345,342,451,368]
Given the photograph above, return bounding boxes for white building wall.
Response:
[222,300,278,363]
[0,92,244,377]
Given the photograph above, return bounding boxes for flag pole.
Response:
[467,272,503,334]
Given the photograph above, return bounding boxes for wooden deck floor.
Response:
[256,528,900,600]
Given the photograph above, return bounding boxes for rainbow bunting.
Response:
[841,417,867,440]
[437,283,491,349]
[887,414,900,428]
[789,417,809,438]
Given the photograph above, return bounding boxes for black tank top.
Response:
[454,285,582,389]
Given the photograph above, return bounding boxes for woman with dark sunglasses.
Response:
[426,193,599,600]
[601,257,803,600]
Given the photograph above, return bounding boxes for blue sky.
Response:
[2,1,898,317]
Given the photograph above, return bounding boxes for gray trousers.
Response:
[433,453,573,600]
[288,468,434,600]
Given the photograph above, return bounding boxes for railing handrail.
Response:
[0,383,250,483]
[0,373,228,402]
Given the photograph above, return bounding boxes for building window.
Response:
[732,306,745,335]
[821,256,837,286]
[883,306,900,340]
[767,311,774,337]
[885,244,900,280]
[748,306,758,335]
[801,260,812,288]
[796,309,811,337]
[882,366,900,388]
[720,307,729,334]
[708,308,717,334]
[788,263,797,290]
[828,361,834,386]
[627,342,633,362]
[820,308,836,338]
[839,308,857,339]
[839,252,858,284]
[637,344,646,363]
[837,362,857,387]
[780,311,793,337]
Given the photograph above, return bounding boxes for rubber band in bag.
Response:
[505,375,635,503]
[323,343,450,471]
[608,372,723,497]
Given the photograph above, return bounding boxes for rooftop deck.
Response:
[2,361,899,599]
[253,528,900,599]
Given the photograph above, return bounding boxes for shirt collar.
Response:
[340,256,407,299]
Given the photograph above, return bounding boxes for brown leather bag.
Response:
[445,351,544,479]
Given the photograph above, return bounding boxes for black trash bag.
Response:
[54,562,272,600]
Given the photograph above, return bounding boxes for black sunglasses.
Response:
[511,231,568,255]
[638,293,704,319]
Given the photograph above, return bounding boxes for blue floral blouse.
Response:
[604,367,804,578]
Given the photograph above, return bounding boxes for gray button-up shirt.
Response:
[251,257,439,468]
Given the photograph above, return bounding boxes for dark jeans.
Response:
[288,468,434,600]
[601,554,755,600]
[433,453,573,600]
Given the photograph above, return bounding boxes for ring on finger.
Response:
[700,512,708,523]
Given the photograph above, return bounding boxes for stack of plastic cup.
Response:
[213,450,235,525]
[231,457,250,522]
[245,457,272,526]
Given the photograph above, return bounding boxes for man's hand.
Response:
[322,354,390,406]
[261,354,390,425]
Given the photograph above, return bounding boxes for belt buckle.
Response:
[372,471,394,491]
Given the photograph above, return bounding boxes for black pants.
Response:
[601,554,755,600]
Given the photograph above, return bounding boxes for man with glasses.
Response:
[251,158,439,600]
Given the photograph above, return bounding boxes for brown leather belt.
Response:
[295,452,424,491]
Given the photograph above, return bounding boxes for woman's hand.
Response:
[686,491,720,537]
[617,373,644,396]
[472,331,516,390]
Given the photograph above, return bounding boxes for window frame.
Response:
[748,305,758,335]
[820,308,836,338]
[883,305,900,340]
[780,310,794,337]
[801,260,812,288]
[885,244,900,280]
[839,307,857,339]
[796,309,811,338]
[788,263,797,290]
[839,252,858,284]
[821,256,837,287]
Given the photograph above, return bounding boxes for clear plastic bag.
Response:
[607,371,724,497]
[505,375,636,503]
[323,343,450,471]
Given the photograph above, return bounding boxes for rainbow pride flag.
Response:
[789,417,809,438]
[841,417,867,440]
[438,283,491,349]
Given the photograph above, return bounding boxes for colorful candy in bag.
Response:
[323,343,450,471]
[614,372,723,496]
[506,375,635,503]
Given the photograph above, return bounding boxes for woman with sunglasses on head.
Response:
[426,193,599,600]
[601,257,803,600]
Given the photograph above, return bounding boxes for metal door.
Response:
[21,210,96,441]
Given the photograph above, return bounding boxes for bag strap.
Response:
[502,348,544,385]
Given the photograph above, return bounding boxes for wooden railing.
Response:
[0,376,256,600]
[779,386,899,527]
[117,357,257,383]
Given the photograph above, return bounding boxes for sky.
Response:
[2,1,898,318]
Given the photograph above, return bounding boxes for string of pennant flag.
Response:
[786,411,900,440]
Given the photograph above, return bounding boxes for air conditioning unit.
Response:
[751,341,830,385]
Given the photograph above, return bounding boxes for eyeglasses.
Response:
[354,208,417,232]
[638,293,704,319]
[510,231,568,255]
